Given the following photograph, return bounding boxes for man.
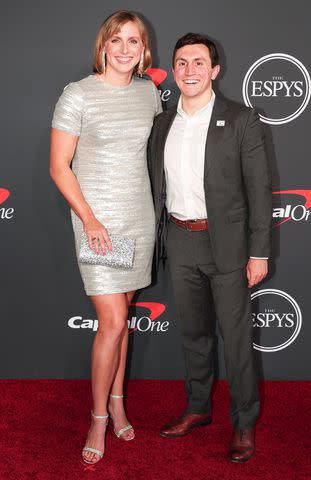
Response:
[148,33,272,462]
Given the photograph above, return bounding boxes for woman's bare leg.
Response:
[109,291,135,440]
[82,292,128,464]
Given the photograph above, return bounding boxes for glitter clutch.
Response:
[79,232,135,270]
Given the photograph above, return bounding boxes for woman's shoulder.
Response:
[60,74,97,95]
[132,77,162,114]
[132,76,159,100]
[133,75,155,89]
[52,77,92,133]
[69,74,95,93]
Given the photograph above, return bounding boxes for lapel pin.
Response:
[216,120,225,126]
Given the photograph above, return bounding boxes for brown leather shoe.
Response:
[160,412,212,438]
[229,428,255,463]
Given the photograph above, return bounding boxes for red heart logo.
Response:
[128,302,166,334]
[146,68,167,87]
[0,188,10,205]
[130,302,166,320]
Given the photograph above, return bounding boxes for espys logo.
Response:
[251,289,302,352]
[272,189,311,226]
[243,53,311,125]
[146,68,171,102]
[0,188,14,220]
[68,302,169,334]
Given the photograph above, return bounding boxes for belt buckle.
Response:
[186,219,196,231]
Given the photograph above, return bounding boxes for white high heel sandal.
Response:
[82,411,109,464]
[109,394,135,440]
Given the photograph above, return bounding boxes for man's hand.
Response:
[246,258,268,288]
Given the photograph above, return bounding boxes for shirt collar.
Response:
[177,90,216,119]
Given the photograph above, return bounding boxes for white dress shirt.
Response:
[164,92,215,221]
[164,92,267,260]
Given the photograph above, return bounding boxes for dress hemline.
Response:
[84,278,151,296]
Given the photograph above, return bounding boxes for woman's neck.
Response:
[98,68,133,86]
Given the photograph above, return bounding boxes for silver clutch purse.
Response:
[79,232,135,270]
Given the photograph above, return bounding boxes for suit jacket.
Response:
[147,96,272,273]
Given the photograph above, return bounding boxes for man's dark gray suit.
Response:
[148,96,272,429]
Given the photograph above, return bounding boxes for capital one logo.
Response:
[251,289,302,352]
[243,53,311,124]
[272,189,311,226]
[68,302,169,334]
[0,188,14,220]
[146,68,171,102]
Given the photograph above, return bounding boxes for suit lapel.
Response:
[204,97,229,178]
[156,108,177,194]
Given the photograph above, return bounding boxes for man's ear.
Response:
[211,64,221,81]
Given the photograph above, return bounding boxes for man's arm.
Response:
[147,114,161,193]
[241,109,272,286]
[241,109,272,258]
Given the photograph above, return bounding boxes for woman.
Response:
[50,10,162,464]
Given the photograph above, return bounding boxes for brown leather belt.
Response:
[170,215,209,231]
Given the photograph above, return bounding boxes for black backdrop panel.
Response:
[1,0,310,379]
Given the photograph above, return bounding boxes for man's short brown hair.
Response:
[172,33,219,67]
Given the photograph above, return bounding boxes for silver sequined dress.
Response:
[52,75,162,295]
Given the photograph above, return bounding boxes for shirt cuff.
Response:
[249,256,268,260]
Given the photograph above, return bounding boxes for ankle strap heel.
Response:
[91,410,109,422]
[108,394,134,441]
[82,411,109,464]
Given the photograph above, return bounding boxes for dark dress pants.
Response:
[166,220,259,429]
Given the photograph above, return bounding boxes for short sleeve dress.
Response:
[52,75,162,295]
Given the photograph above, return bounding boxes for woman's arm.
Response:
[50,128,111,254]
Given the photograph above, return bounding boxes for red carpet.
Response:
[0,380,310,480]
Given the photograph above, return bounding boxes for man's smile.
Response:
[183,79,199,84]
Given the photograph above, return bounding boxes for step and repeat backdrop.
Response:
[1,0,310,379]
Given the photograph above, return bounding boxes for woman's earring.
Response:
[101,51,106,74]
[137,52,144,77]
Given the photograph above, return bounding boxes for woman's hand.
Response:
[83,217,112,255]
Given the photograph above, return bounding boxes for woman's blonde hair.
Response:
[93,10,152,76]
